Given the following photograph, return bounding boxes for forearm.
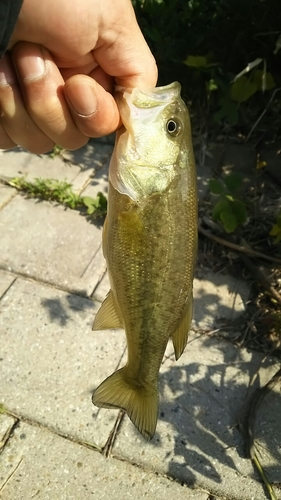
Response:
[0,0,23,57]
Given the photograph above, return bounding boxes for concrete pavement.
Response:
[0,141,280,500]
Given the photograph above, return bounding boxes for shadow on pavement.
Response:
[156,334,281,488]
[63,138,113,172]
[41,293,94,326]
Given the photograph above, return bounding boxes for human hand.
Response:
[0,0,157,152]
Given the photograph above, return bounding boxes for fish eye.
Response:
[166,118,181,137]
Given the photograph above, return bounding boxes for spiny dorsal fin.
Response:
[93,290,123,330]
[172,299,193,360]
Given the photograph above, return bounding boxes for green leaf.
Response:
[207,78,218,92]
[275,232,281,243]
[231,199,247,224]
[82,193,107,217]
[184,55,208,67]
[212,197,230,221]
[225,194,234,202]
[96,192,107,210]
[269,224,279,236]
[48,144,64,158]
[83,196,97,209]
[209,178,224,195]
[270,222,281,243]
[220,209,238,233]
[252,69,275,91]
[230,76,257,102]
[224,173,243,192]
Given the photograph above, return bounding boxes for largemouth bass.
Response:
[92,82,197,440]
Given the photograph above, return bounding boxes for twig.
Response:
[0,456,23,492]
[245,87,281,142]
[239,254,281,305]
[102,410,125,458]
[251,454,277,500]
[198,225,281,265]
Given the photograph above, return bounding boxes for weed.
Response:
[8,177,107,220]
[48,144,65,158]
[209,173,247,233]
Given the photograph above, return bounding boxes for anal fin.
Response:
[93,290,123,330]
[172,299,193,360]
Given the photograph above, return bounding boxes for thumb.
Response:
[64,74,121,137]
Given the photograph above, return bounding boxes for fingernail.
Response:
[66,82,97,116]
[16,46,45,81]
[0,55,16,85]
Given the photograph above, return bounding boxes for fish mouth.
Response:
[115,82,182,131]
[115,124,126,142]
[115,82,181,105]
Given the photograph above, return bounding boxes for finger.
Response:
[94,2,158,89]
[0,53,54,153]
[64,74,121,137]
[0,123,17,150]
[12,42,89,150]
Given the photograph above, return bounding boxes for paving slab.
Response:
[193,269,250,330]
[62,142,112,194]
[0,270,16,299]
[0,148,81,183]
[1,143,279,500]
[0,414,17,451]
[0,143,112,196]
[0,421,208,500]
[254,378,281,488]
[0,196,105,296]
[0,278,126,448]
[62,141,112,171]
[0,185,17,210]
[80,158,110,199]
[92,270,110,302]
[113,333,280,500]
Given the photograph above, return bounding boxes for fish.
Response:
[92,82,197,440]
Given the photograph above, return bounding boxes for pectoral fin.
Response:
[93,290,123,330]
[172,299,193,360]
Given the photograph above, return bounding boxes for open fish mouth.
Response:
[115,82,182,131]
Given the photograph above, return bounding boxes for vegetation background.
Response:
[132,0,281,139]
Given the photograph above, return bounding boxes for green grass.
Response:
[8,177,107,220]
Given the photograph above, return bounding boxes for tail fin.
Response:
[92,367,158,440]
